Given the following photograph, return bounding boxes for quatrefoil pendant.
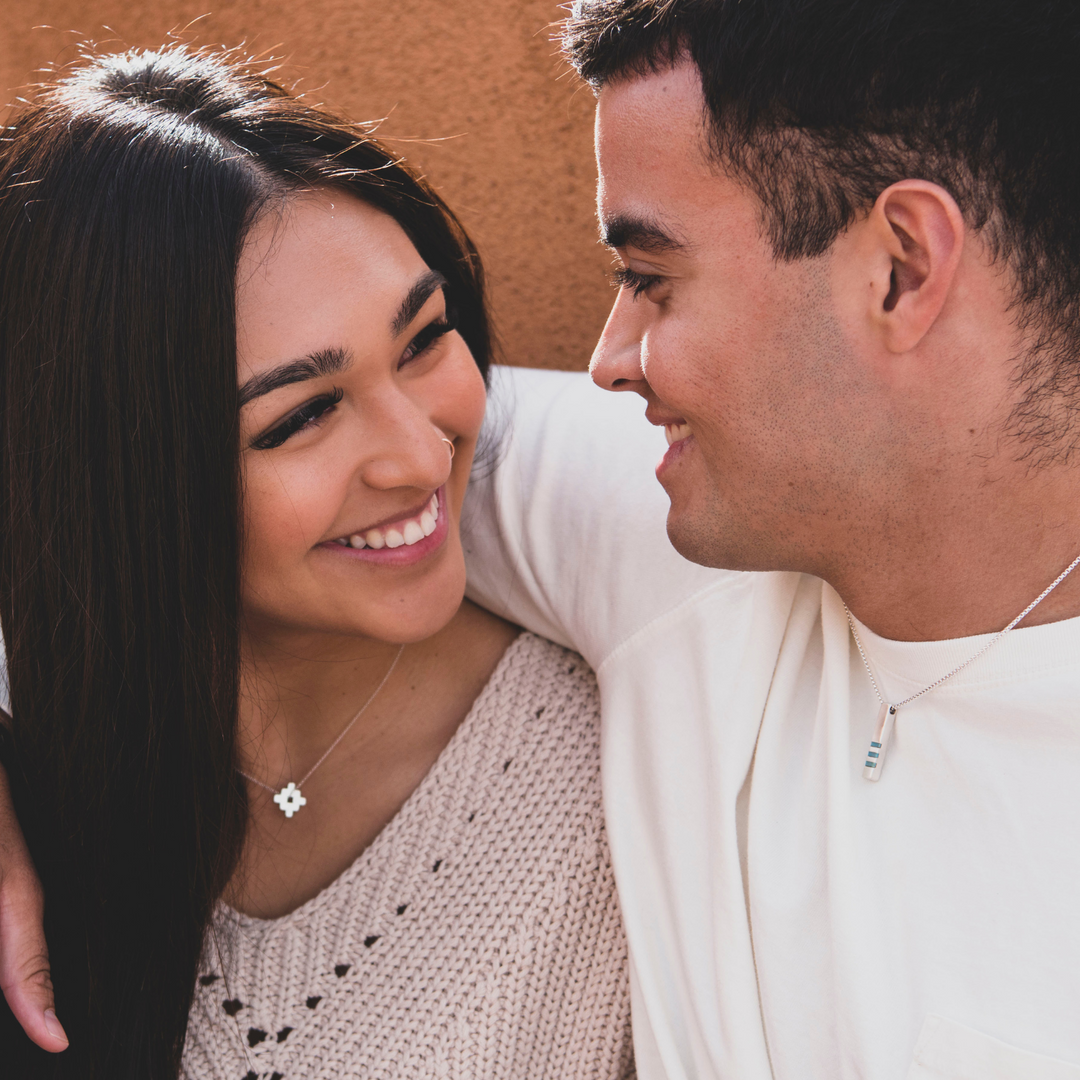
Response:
[273,782,307,818]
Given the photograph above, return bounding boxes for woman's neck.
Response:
[238,630,407,788]
[227,600,519,918]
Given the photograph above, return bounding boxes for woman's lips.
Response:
[320,486,450,566]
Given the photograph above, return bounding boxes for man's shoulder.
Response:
[470,367,823,665]
[596,568,811,674]
[486,363,645,444]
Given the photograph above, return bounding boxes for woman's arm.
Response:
[0,716,68,1051]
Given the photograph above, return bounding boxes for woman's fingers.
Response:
[0,763,67,1051]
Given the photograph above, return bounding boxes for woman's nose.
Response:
[358,408,453,493]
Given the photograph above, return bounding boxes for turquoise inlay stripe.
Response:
[864,760,877,768]
[871,741,882,748]
[867,751,879,758]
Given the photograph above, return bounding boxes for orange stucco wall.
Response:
[0,1,611,370]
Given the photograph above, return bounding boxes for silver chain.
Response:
[844,549,1080,711]
[239,644,405,794]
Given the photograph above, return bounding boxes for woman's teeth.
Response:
[336,493,440,550]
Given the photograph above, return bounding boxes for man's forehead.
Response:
[595,62,715,254]
[595,61,710,158]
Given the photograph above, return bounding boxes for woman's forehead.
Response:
[239,190,423,292]
[236,190,430,373]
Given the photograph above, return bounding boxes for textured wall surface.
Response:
[0,1,612,370]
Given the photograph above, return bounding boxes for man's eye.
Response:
[251,388,343,450]
[611,267,662,298]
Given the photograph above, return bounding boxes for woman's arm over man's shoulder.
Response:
[0,704,67,1051]
[463,364,728,670]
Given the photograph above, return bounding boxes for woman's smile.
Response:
[321,485,450,566]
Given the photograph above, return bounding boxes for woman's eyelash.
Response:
[251,387,344,451]
[400,304,459,367]
[250,304,459,450]
[612,267,662,297]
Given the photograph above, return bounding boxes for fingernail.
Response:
[44,1008,68,1043]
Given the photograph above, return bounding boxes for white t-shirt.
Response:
[462,365,1080,1080]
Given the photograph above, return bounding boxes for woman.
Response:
[0,46,632,1079]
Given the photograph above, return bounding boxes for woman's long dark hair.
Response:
[0,45,491,1078]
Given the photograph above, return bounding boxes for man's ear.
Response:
[864,180,965,354]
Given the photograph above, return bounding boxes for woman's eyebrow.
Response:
[391,270,448,337]
[238,271,447,407]
[238,346,350,407]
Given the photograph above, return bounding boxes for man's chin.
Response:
[665,505,771,572]
[666,507,731,569]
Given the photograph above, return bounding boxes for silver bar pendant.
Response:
[863,703,898,781]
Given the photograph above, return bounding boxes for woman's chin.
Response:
[243,558,469,649]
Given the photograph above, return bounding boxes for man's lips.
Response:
[643,407,695,477]
[644,405,693,446]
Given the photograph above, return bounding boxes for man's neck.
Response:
[826,463,1080,641]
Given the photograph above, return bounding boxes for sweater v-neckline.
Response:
[221,630,529,933]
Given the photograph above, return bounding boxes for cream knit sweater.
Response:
[182,633,634,1080]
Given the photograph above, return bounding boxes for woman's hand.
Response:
[0,758,67,1050]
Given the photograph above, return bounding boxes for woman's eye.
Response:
[399,304,459,368]
[612,266,663,299]
[251,388,343,450]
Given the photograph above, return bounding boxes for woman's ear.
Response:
[864,180,965,354]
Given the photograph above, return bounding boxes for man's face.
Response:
[592,61,886,575]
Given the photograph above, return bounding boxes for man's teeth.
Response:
[337,493,440,550]
[665,422,692,446]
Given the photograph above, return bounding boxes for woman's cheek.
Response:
[242,457,334,581]
[461,353,489,437]
[441,365,487,511]
[434,339,487,436]
[459,356,488,431]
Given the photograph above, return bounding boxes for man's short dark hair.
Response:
[564,0,1080,459]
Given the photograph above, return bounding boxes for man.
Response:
[460,1,1080,1077]
[4,1,1080,1076]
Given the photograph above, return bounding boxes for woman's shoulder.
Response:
[438,629,602,813]
[475,631,599,726]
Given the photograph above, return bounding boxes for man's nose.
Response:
[589,291,647,393]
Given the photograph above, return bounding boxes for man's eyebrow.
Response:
[392,270,449,337]
[238,346,350,408]
[601,214,686,254]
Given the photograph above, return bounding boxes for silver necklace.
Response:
[844,550,1080,781]
[239,645,404,816]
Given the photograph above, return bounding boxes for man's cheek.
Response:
[652,327,721,406]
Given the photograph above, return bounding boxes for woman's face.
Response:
[236,189,487,647]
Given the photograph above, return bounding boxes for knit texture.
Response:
[182,633,634,1080]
